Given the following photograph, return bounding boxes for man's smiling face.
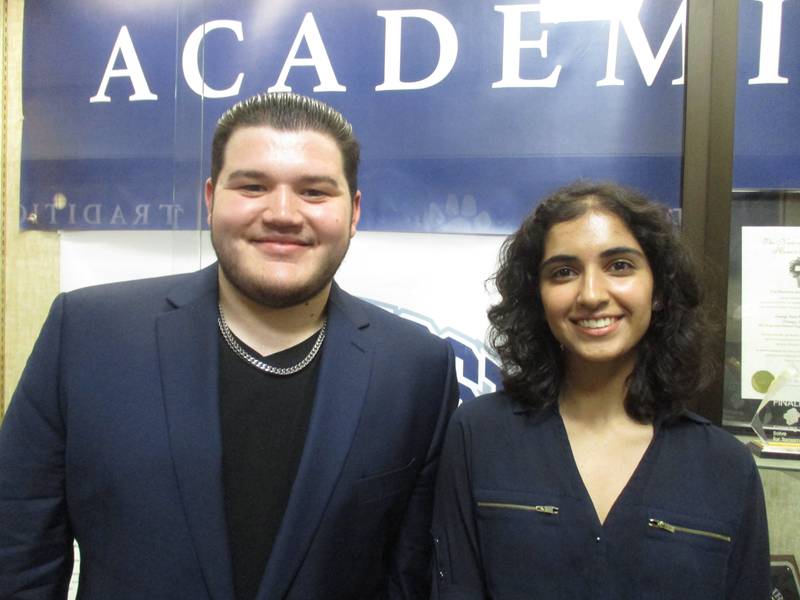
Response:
[206,125,360,309]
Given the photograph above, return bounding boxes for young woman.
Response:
[432,182,769,599]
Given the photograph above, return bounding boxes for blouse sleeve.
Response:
[430,412,487,600]
[725,461,770,600]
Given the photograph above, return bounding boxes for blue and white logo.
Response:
[367,300,503,405]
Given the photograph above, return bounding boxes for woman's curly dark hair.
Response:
[488,181,715,422]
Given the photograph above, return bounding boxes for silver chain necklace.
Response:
[217,304,326,376]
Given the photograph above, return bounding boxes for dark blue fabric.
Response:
[432,392,770,600]
[0,264,459,599]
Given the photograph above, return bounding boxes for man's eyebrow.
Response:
[224,171,341,189]
[225,169,266,181]
[295,175,341,189]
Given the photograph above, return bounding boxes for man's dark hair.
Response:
[487,180,715,422]
[210,92,360,198]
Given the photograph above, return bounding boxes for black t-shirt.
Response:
[218,328,322,600]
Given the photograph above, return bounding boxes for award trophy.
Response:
[749,365,800,459]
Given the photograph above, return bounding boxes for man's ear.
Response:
[350,190,361,238]
[204,178,214,226]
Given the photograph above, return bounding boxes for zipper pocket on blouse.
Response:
[648,518,731,543]
[477,502,559,515]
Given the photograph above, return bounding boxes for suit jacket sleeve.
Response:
[0,294,74,599]
[384,340,459,599]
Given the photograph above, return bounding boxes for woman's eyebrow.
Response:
[539,254,577,271]
[540,246,645,270]
[599,246,646,258]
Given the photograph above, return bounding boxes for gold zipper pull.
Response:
[648,518,676,533]
[648,518,731,542]
[535,505,560,515]
[476,501,560,515]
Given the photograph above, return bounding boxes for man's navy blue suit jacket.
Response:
[0,264,458,599]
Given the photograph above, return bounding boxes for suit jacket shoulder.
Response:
[62,264,217,315]
[328,283,451,358]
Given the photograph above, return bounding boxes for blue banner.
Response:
[733,0,800,190]
[19,1,797,232]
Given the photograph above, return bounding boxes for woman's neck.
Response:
[559,357,635,424]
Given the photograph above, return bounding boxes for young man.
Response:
[0,93,458,599]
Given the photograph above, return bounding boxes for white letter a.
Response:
[90,26,158,103]
[268,13,345,92]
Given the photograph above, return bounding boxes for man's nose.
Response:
[262,186,303,227]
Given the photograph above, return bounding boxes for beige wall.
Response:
[761,468,800,560]
[1,0,60,418]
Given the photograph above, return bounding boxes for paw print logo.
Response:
[423,193,493,233]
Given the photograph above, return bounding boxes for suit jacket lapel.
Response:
[157,265,236,600]
[258,283,373,599]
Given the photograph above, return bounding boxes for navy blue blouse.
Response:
[431,392,770,599]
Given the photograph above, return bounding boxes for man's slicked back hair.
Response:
[210,92,360,199]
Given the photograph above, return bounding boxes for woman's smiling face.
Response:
[538,208,655,372]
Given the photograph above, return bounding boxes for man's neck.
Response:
[218,276,330,357]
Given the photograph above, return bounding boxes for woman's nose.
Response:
[577,270,609,308]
